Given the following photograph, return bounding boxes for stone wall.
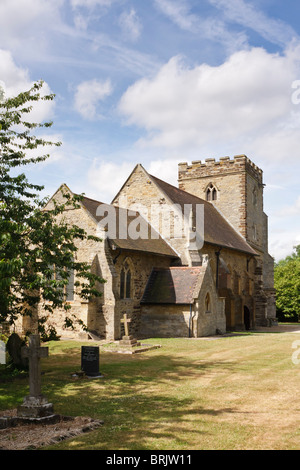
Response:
[178,155,264,244]
[200,243,256,329]
[196,263,226,337]
[112,164,191,265]
[178,155,276,325]
[113,250,173,339]
[37,187,117,340]
[140,261,226,338]
[140,305,192,338]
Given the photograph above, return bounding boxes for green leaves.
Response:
[0,81,105,332]
[0,80,61,170]
[274,245,300,321]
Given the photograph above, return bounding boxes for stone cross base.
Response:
[18,395,54,418]
[119,335,141,348]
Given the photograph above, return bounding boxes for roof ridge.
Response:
[78,194,104,205]
[149,172,257,256]
[149,173,208,205]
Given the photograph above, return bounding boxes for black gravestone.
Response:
[81,346,101,377]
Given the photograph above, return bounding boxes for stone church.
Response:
[32,154,276,340]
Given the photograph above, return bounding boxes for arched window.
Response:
[205,293,211,312]
[120,261,132,299]
[206,183,218,202]
[53,263,74,301]
[65,268,74,301]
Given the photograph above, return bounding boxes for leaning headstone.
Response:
[6,333,28,369]
[0,340,5,365]
[17,334,54,418]
[81,346,102,378]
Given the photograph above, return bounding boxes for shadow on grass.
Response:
[0,345,247,450]
[44,350,242,449]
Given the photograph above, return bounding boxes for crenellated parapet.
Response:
[178,155,263,188]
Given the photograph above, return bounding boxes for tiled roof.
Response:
[141,267,206,305]
[80,196,178,259]
[150,174,257,256]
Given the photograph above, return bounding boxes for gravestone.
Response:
[17,334,54,418]
[0,340,5,365]
[81,346,102,377]
[6,333,28,369]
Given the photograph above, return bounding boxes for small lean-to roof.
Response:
[149,174,257,256]
[141,267,206,305]
[79,195,178,259]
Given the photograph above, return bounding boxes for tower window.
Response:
[206,183,218,202]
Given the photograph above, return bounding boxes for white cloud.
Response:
[147,159,179,186]
[209,0,298,48]
[269,229,300,261]
[0,49,55,124]
[87,160,135,202]
[71,0,115,30]
[155,0,298,51]
[118,9,142,42]
[0,49,31,96]
[74,78,113,120]
[154,0,247,52]
[154,0,198,32]
[0,0,64,53]
[119,45,300,163]
[275,195,300,217]
[70,0,114,8]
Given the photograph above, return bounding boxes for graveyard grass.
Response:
[0,331,299,450]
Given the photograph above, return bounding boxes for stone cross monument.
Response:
[119,313,140,348]
[121,313,131,337]
[18,334,54,418]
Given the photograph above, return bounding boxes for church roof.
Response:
[80,195,178,259]
[149,174,257,256]
[141,267,205,305]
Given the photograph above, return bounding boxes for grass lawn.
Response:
[0,329,299,450]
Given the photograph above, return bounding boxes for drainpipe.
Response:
[189,304,196,338]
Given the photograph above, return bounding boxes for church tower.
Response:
[178,155,264,251]
[178,154,276,326]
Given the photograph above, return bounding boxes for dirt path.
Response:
[255,324,300,333]
[0,410,103,450]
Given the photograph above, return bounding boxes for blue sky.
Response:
[1,0,300,261]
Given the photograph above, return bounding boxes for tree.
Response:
[0,81,104,336]
[274,245,300,322]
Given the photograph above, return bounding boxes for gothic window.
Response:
[206,183,218,201]
[65,268,75,301]
[120,269,125,299]
[52,264,74,301]
[120,261,132,299]
[205,293,211,312]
